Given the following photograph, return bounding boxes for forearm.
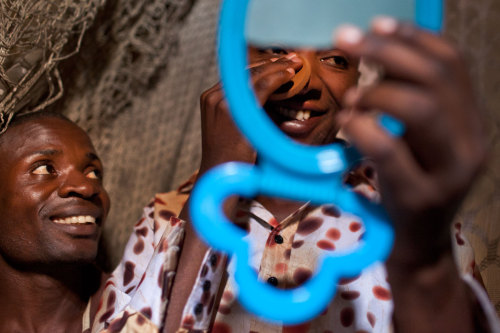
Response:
[387,250,478,333]
[163,194,237,332]
[163,203,208,332]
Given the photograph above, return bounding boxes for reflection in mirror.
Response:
[247,44,362,147]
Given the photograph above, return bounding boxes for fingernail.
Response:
[372,16,398,34]
[286,68,296,75]
[286,53,302,63]
[336,25,363,45]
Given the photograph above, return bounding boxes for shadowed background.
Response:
[1,0,499,316]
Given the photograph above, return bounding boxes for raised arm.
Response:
[336,18,490,332]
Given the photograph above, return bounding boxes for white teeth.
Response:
[276,107,312,121]
[52,215,96,224]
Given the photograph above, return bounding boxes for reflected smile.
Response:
[275,106,322,121]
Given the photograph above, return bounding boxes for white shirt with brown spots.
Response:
[88,173,499,333]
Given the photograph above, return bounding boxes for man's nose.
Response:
[58,170,99,199]
[296,51,321,94]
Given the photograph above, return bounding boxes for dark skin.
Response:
[0,117,110,333]
[167,19,488,333]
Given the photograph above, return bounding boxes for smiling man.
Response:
[0,113,109,332]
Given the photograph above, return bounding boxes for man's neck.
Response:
[0,257,100,333]
[255,195,307,223]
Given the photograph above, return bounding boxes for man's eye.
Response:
[320,56,349,69]
[86,170,101,180]
[32,164,55,175]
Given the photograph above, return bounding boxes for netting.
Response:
[0,0,103,133]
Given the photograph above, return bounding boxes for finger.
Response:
[344,83,455,170]
[337,111,434,212]
[248,53,302,78]
[371,17,460,67]
[370,18,474,102]
[336,25,483,147]
[200,83,224,110]
[251,67,297,105]
[335,26,455,91]
[200,83,225,114]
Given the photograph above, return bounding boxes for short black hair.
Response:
[7,111,72,130]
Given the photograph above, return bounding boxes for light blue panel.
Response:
[246,0,415,48]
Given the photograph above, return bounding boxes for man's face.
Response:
[249,46,360,146]
[0,117,110,267]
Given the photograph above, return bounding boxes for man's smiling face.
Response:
[0,116,110,267]
[248,46,360,146]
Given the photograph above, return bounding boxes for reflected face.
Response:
[249,46,359,145]
[0,117,110,267]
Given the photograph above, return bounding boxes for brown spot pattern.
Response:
[367,312,376,328]
[136,314,146,326]
[133,238,145,254]
[123,261,135,286]
[212,322,231,333]
[269,217,279,228]
[99,308,114,323]
[340,290,360,300]
[181,315,195,329]
[373,286,391,300]
[296,217,323,236]
[170,216,181,226]
[135,217,146,227]
[141,307,152,319]
[340,307,354,327]
[283,322,311,332]
[135,226,148,237]
[159,209,175,221]
[293,267,312,285]
[108,311,130,331]
[317,240,335,251]
[338,275,360,285]
[107,290,116,308]
[292,240,304,249]
[326,228,341,240]
[321,205,341,217]
[349,222,362,232]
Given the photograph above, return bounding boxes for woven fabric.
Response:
[54,0,221,269]
[445,0,500,316]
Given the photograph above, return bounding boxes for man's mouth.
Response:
[274,106,322,121]
[51,215,97,225]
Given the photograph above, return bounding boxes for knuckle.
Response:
[409,95,438,124]
[204,90,222,108]
[426,60,451,83]
[253,78,271,92]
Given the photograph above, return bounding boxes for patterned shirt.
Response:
[87,169,499,333]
